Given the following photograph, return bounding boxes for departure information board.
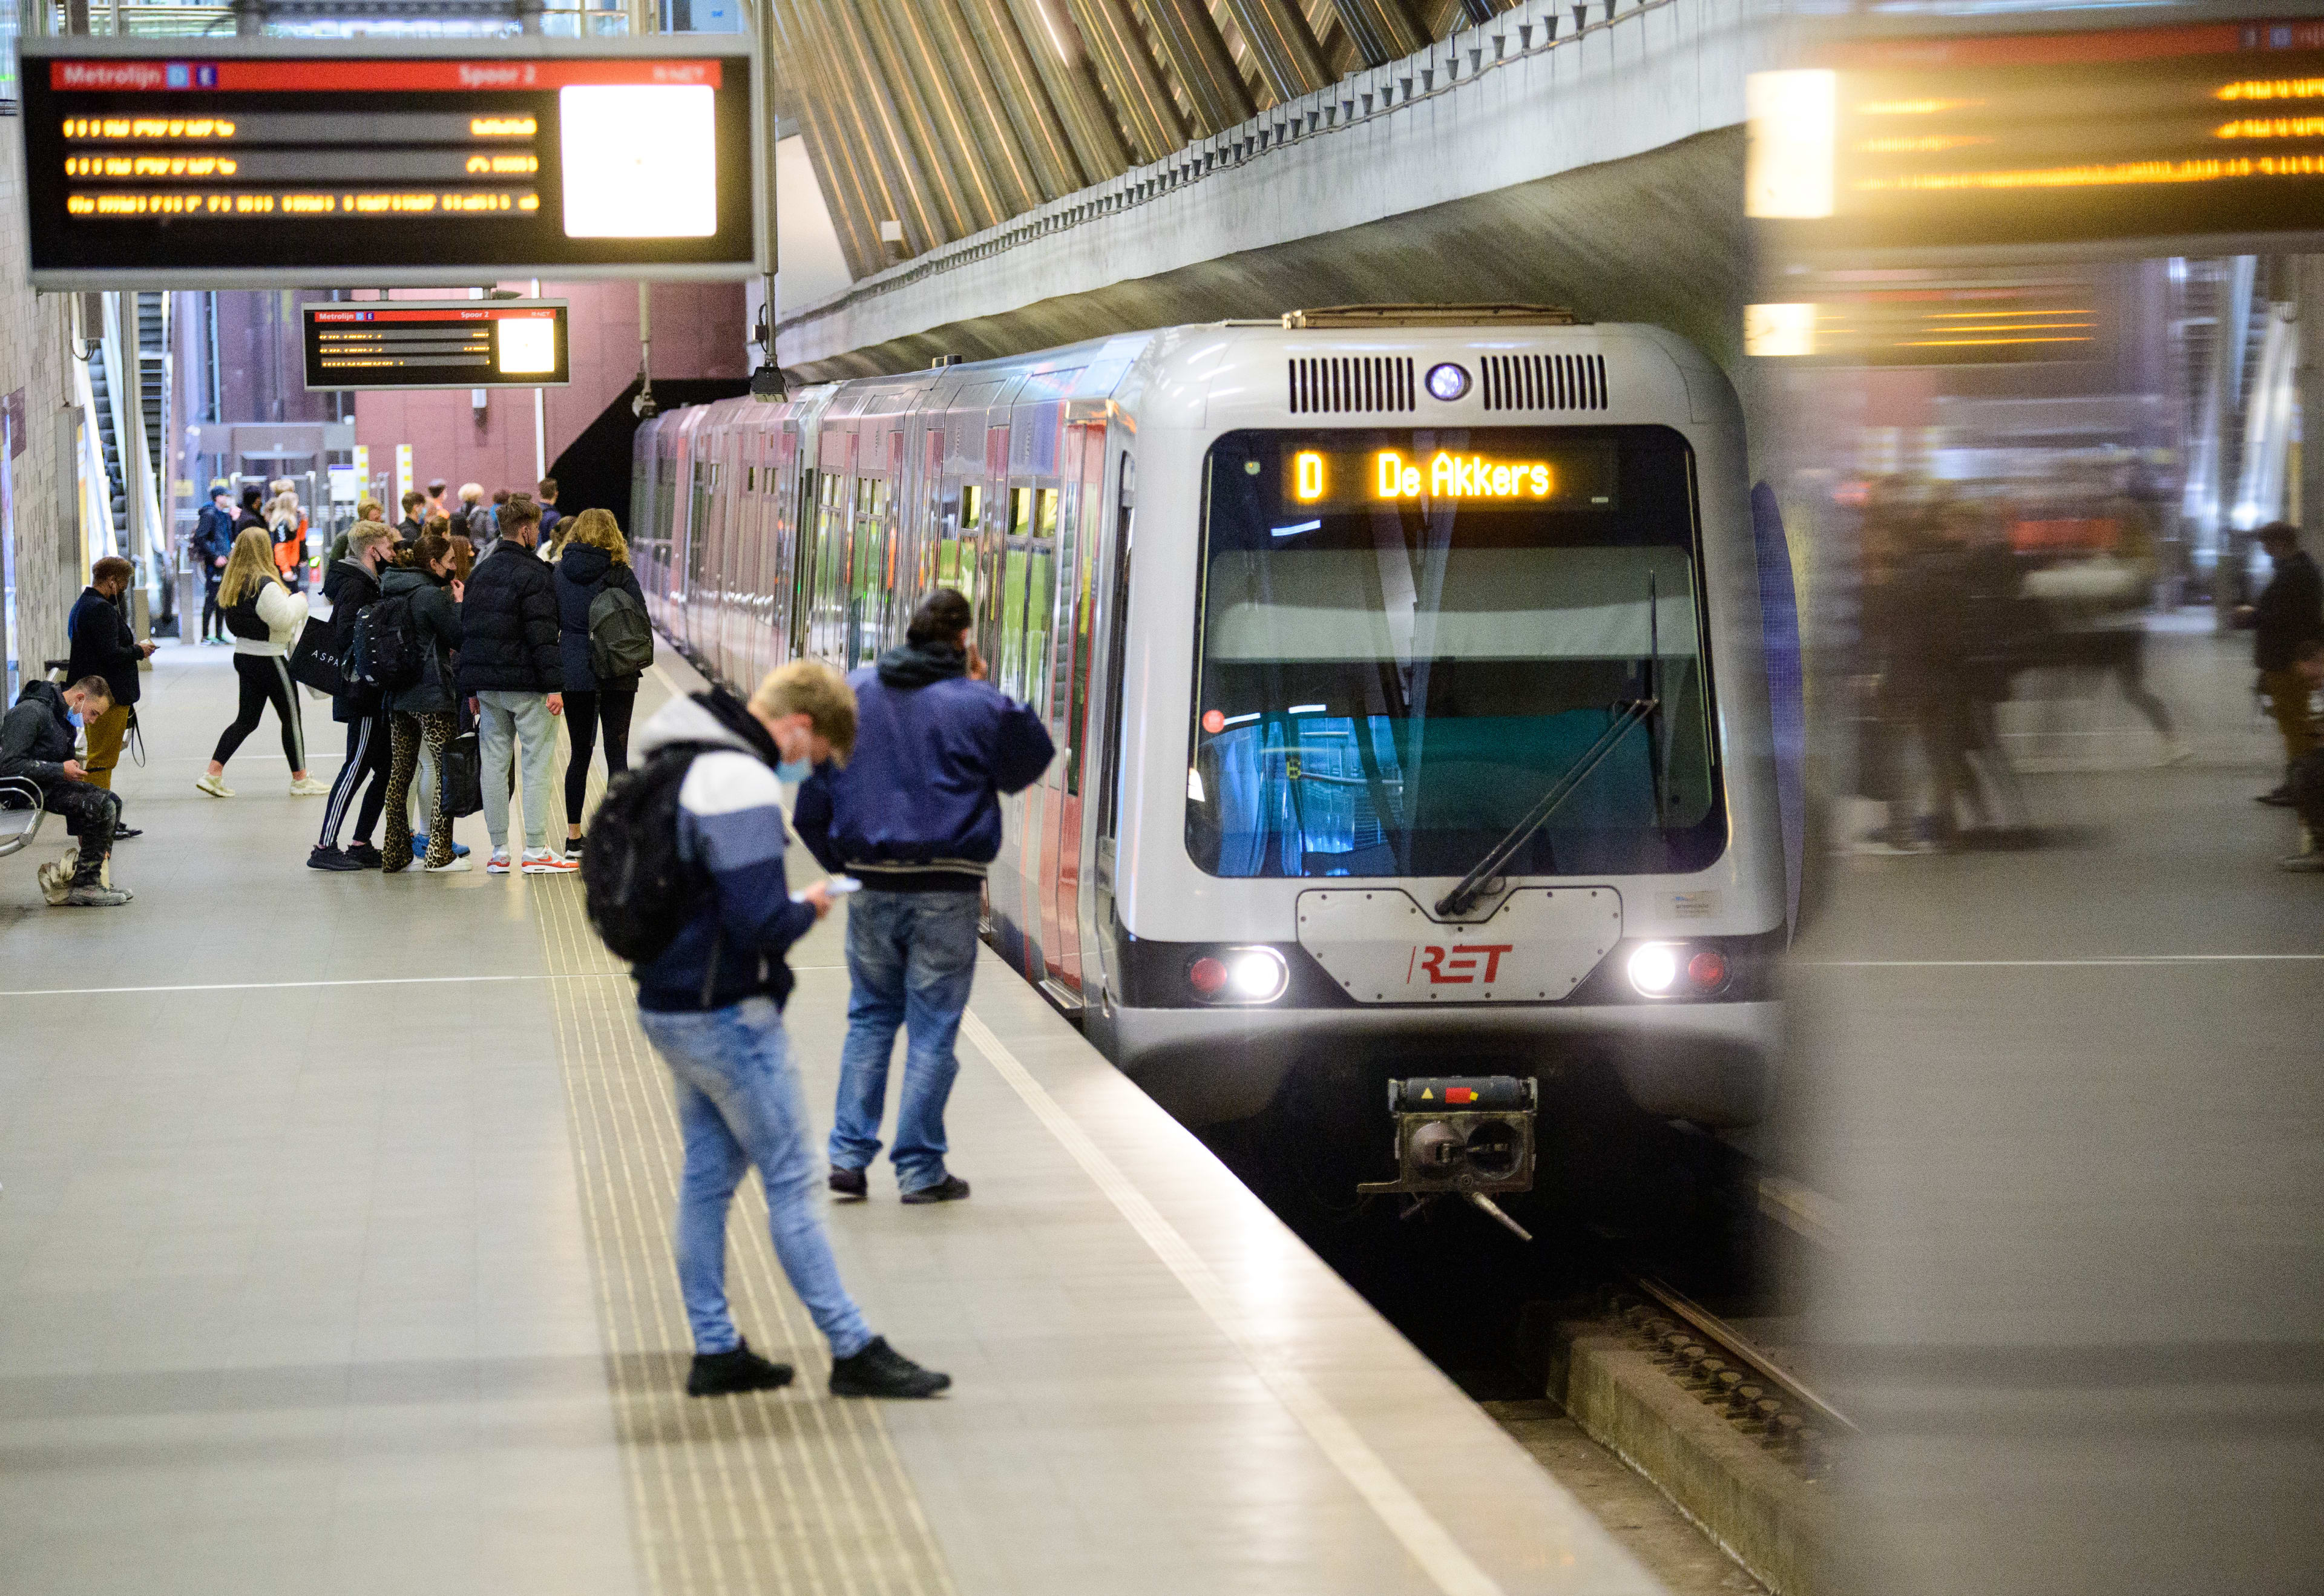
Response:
[1753,19,2324,252]
[19,38,760,289]
[303,299,570,391]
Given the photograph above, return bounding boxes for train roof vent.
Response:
[1281,304,1578,329]
[1479,353,1608,413]
[1288,356,1415,416]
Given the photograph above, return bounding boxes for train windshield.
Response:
[1187,425,1723,879]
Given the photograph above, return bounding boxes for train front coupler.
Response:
[1356,1075,1539,1241]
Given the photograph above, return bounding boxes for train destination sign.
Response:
[303,300,570,392]
[1276,436,1618,514]
[20,38,761,289]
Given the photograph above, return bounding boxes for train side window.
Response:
[1022,487,1059,716]
[941,482,981,598]
[998,487,1032,699]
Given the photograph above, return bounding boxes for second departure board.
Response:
[20,37,760,289]
[304,300,570,391]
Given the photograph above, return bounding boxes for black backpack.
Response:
[587,584,655,681]
[350,591,423,691]
[581,743,716,963]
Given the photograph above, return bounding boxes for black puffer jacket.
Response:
[0,681,78,787]
[322,557,382,723]
[455,539,561,695]
[381,564,464,715]
[554,543,647,695]
[65,586,142,706]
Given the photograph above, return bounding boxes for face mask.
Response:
[65,708,84,729]
[775,758,812,784]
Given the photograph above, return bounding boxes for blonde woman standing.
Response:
[199,528,327,797]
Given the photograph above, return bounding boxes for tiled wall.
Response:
[0,116,83,695]
[354,279,746,514]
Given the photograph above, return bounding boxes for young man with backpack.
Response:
[193,484,237,643]
[456,494,570,875]
[310,522,399,872]
[794,588,1054,1204]
[551,507,652,861]
[588,662,952,1401]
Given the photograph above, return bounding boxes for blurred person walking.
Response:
[268,488,306,591]
[551,507,650,861]
[2240,522,2324,806]
[796,588,1054,1204]
[65,556,156,813]
[2275,639,2324,871]
[200,529,323,798]
[192,483,237,643]
[378,531,468,875]
[2,675,131,907]
[450,482,485,542]
[310,522,399,871]
[455,494,570,875]
[606,662,950,1399]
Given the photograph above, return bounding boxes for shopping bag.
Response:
[440,729,484,818]
[287,615,349,696]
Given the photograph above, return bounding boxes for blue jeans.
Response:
[636,997,873,1360]
[829,890,981,1194]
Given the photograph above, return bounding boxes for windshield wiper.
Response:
[1433,698,1659,919]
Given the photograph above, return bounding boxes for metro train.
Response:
[630,309,1787,1133]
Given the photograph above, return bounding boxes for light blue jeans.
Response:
[637,996,874,1360]
[829,890,982,1194]
[476,688,556,852]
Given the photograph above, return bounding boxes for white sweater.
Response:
[232,583,308,658]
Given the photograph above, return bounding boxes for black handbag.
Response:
[287,614,349,695]
[440,729,484,818]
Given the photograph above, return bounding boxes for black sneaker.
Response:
[564,836,586,862]
[111,824,143,841]
[829,1164,868,1200]
[307,846,365,872]
[829,1336,950,1399]
[686,1338,795,1397]
[900,1174,970,1206]
[343,841,384,869]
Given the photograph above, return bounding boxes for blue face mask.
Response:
[775,758,812,784]
[65,709,84,729]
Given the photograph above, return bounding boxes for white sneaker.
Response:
[424,855,473,873]
[288,775,331,795]
[195,773,234,798]
[520,847,577,874]
[485,849,513,875]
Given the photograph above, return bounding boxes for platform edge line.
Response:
[957,1009,1508,1596]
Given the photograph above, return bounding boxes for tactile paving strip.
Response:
[525,746,955,1596]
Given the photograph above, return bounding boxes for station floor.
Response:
[0,640,1665,1596]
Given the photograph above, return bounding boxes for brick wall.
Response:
[353,279,746,510]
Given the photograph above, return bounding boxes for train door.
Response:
[1085,445,1135,1009]
[1045,416,1109,1000]
[787,457,817,663]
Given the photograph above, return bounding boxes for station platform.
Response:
[0,639,1663,1596]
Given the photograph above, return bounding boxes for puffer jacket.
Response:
[380,564,464,715]
[455,539,561,695]
[553,543,647,695]
[0,680,79,787]
[321,557,382,723]
[65,586,142,707]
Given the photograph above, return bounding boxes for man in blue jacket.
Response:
[795,588,1055,1204]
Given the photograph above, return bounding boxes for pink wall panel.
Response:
[354,280,746,507]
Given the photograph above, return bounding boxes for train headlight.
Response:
[1186,946,1288,1004]
[1627,942,1681,997]
[1425,362,1471,402]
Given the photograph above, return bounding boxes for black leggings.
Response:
[201,577,223,640]
[563,687,637,824]
[212,654,306,773]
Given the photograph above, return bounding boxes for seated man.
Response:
[1,675,130,907]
